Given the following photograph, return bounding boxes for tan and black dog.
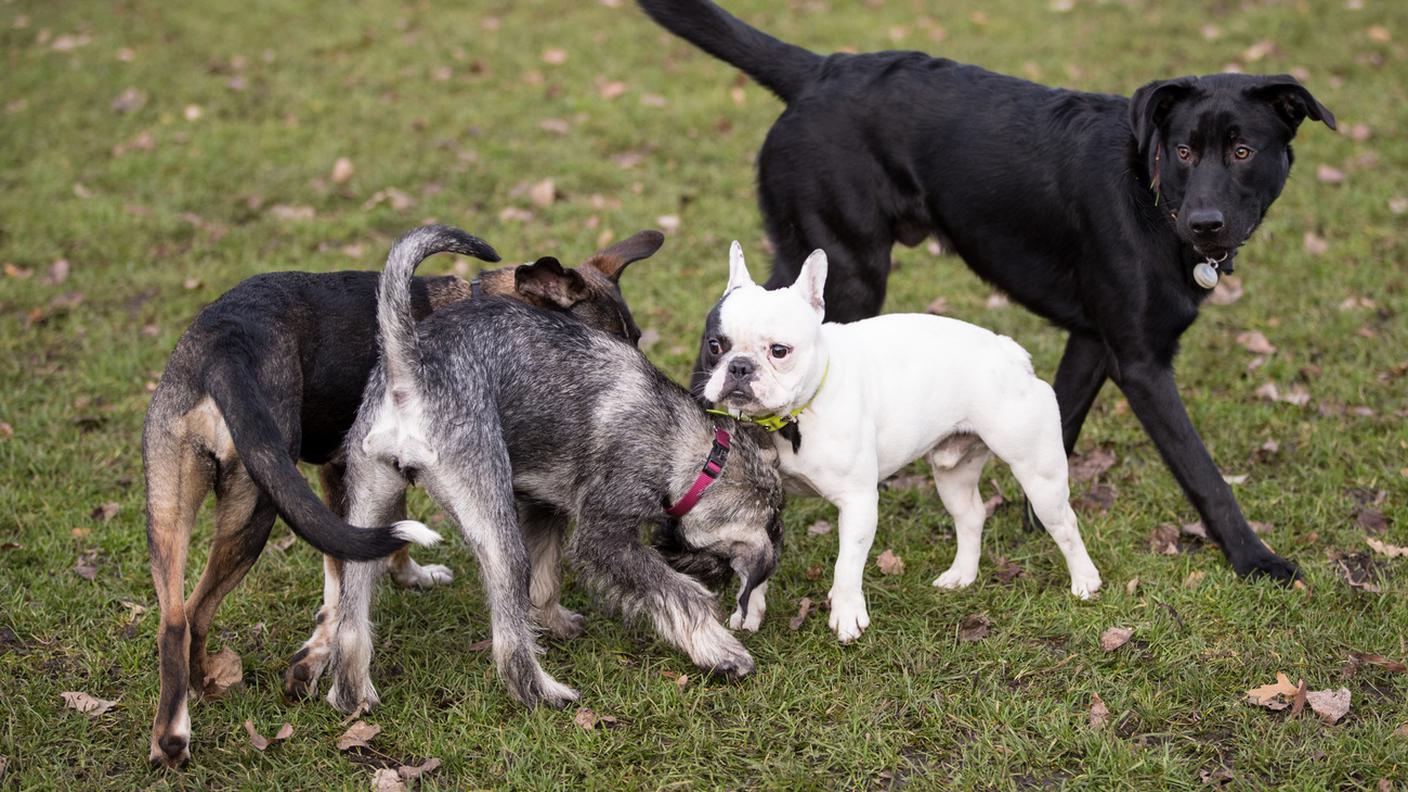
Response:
[143,229,664,768]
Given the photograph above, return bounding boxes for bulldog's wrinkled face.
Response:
[696,242,827,415]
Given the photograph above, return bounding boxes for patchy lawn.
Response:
[1,0,1405,788]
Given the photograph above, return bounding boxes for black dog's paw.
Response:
[1235,550,1302,584]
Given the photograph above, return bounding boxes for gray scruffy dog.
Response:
[321,225,785,712]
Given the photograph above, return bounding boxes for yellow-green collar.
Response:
[707,360,829,432]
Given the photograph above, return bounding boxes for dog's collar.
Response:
[706,360,829,432]
[665,428,732,518]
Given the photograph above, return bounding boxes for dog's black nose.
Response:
[728,357,755,379]
[1187,208,1225,237]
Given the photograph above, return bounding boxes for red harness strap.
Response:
[665,428,732,518]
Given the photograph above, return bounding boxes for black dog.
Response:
[639,0,1336,581]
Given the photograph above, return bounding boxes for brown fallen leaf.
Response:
[330,157,355,184]
[926,296,950,315]
[1348,652,1407,674]
[789,597,813,631]
[272,533,296,552]
[203,646,243,696]
[1303,231,1329,256]
[1246,672,1299,709]
[467,637,493,652]
[1329,549,1384,593]
[1149,523,1180,555]
[337,720,381,751]
[1395,722,1408,738]
[90,502,120,521]
[1306,688,1350,725]
[876,548,905,576]
[1316,164,1346,184]
[41,259,70,285]
[73,549,99,581]
[398,758,442,782]
[269,204,316,221]
[984,292,1009,309]
[1208,274,1243,305]
[958,613,989,642]
[1088,692,1110,729]
[1070,445,1115,481]
[1181,521,1209,541]
[806,520,832,535]
[372,768,407,792]
[982,489,1005,518]
[1200,767,1235,787]
[993,556,1023,584]
[498,206,533,223]
[804,564,822,581]
[541,47,567,65]
[1183,570,1205,589]
[1290,679,1308,716]
[1099,626,1133,652]
[111,87,146,113]
[1125,578,1139,596]
[1235,330,1276,355]
[1355,508,1390,534]
[1366,538,1408,559]
[61,691,118,716]
[528,178,556,208]
[244,720,293,750]
[1074,483,1116,514]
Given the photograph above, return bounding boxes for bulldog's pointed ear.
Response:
[1247,75,1337,132]
[1129,77,1197,155]
[514,256,590,309]
[791,249,827,318]
[582,229,665,283]
[726,240,754,293]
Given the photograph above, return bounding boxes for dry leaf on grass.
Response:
[269,204,316,221]
[1366,538,1408,558]
[1316,164,1346,184]
[1069,447,1117,483]
[1304,231,1329,255]
[926,296,950,315]
[62,691,117,716]
[372,768,406,792]
[1074,483,1116,514]
[806,520,832,535]
[467,637,493,652]
[1356,509,1390,534]
[1246,672,1299,709]
[90,502,120,521]
[73,550,99,581]
[573,708,618,730]
[1395,722,1408,738]
[272,533,296,552]
[993,557,1023,584]
[203,646,243,696]
[330,157,355,184]
[244,720,293,750]
[982,490,1005,518]
[1329,549,1383,593]
[1099,627,1133,652]
[1235,330,1276,355]
[1125,578,1139,596]
[337,720,381,751]
[398,758,442,781]
[1290,679,1308,717]
[1209,274,1243,305]
[1306,688,1350,725]
[958,613,989,642]
[1346,652,1407,674]
[1181,521,1209,541]
[1088,692,1110,729]
[528,178,556,208]
[1149,523,1180,555]
[789,597,813,631]
[1183,570,1206,589]
[876,548,905,576]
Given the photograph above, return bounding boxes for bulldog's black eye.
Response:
[1233,145,1253,161]
[1176,145,1192,162]
[769,344,790,360]
[707,338,722,356]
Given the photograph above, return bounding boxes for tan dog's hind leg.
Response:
[145,419,212,769]
[184,463,276,693]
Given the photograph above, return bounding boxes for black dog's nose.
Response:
[727,357,755,379]
[1187,209,1225,236]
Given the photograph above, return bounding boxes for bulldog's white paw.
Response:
[1070,568,1102,600]
[728,607,763,633]
[827,590,869,643]
[393,561,453,589]
[932,565,978,590]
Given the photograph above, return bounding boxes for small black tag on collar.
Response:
[779,422,802,454]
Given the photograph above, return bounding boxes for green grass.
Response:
[2,0,1406,788]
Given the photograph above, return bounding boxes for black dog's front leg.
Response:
[569,516,755,677]
[1052,332,1111,455]
[1112,358,1299,581]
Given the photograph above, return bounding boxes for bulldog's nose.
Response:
[728,357,755,379]
[1187,208,1225,237]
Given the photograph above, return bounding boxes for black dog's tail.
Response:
[637,0,822,103]
[203,357,442,561]
[377,225,499,400]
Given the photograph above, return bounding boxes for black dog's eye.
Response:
[1176,145,1192,162]
[1233,145,1253,161]
[769,344,790,360]
[707,338,722,356]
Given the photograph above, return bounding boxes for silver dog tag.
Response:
[1193,260,1219,290]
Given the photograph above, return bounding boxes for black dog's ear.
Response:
[1129,77,1197,155]
[1247,75,1337,132]
[514,256,590,309]
[582,229,665,283]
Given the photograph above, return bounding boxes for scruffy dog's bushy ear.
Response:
[582,229,666,283]
[1247,75,1337,131]
[514,256,590,308]
[1129,77,1197,155]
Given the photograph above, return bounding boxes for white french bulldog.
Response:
[700,242,1102,642]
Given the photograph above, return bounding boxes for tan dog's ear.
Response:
[582,230,665,283]
[514,256,590,308]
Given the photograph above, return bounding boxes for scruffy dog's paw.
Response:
[932,565,978,591]
[709,652,756,679]
[503,651,579,708]
[535,605,587,641]
[827,589,870,644]
[393,561,454,589]
[326,675,379,715]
